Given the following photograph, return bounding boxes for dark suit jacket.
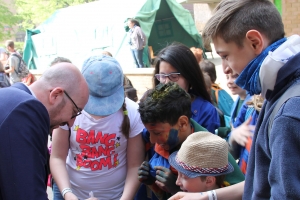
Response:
[0,83,50,200]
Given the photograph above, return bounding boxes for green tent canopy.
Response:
[23,0,205,70]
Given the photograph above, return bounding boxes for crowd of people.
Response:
[1,0,300,199]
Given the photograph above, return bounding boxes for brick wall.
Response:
[123,68,155,101]
[282,0,300,36]
[194,4,212,32]
[193,1,300,37]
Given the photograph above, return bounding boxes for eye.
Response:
[221,55,228,60]
[153,132,161,136]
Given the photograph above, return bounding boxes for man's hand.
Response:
[168,192,207,200]
[154,166,180,194]
[229,117,255,147]
[138,161,155,185]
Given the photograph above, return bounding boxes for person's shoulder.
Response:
[0,86,30,98]
[192,96,216,110]
[278,96,300,119]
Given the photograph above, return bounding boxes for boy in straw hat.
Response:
[168,131,234,193]
[137,82,244,199]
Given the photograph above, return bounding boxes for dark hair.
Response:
[129,18,140,27]
[138,82,192,125]
[121,100,130,139]
[140,89,153,103]
[154,43,211,103]
[123,75,134,87]
[203,0,284,47]
[124,85,138,102]
[200,60,217,83]
[50,57,72,66]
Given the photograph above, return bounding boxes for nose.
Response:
[164,77,171,84]
[222,60,233,75]
[149,134,158,145]
[175,176,181,186]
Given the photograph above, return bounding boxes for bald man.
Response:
[0,62,89,200]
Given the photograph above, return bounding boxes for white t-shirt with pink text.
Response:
[61,98,144,200]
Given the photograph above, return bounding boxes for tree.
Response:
[0,2,20,41]
[16,0,97,30]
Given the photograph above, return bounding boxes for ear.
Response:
[245,30,265,55]
[177,115,189,131]
[49,87,64,105]
[205,176,216,188]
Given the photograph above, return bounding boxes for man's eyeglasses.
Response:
[64,91,82,119]
[155,73,181,83]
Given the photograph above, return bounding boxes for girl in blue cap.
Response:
[50,55,145,200]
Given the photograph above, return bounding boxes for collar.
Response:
[259,35,300,99]
[236,37,287,96]
[26,84,37,98]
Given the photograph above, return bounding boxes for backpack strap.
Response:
[268,82,300,147]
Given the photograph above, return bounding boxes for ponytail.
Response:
[121,99,130,139]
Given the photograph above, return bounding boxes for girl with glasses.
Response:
[154,43,220,133]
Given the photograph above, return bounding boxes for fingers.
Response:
[139,161,150,171]
[238,136,249,147]
[154,166,171,180]
[154,166,166,171]
[138,161,151,181]
[249,125,255,132]
[243,116,252,125]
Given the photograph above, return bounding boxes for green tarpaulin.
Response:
[23,0,205,70]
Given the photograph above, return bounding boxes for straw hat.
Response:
[168,131,233,178]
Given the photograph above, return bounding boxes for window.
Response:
[156,21,173,38]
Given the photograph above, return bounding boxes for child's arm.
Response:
[168,181,244,200]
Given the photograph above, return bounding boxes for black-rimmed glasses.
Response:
[155,72,181,83]
[64,91,82,119]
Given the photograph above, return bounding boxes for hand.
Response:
[154,166,180,194]
[138,161,155,185]
[168,191,207,200]
[85,198,98,200]
[64,192,79,200]
[229,117,255,147]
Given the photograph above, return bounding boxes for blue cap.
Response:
[81,55,124,116]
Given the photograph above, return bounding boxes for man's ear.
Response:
[245,30,267,55]
[177,115,189,131]
[205,176,216,188]
[49,87,64,105]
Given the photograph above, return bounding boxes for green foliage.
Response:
[16,0,97,30]
[0,2,21,41]
[14,41,25,51]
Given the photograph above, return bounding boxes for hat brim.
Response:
[168,151,234,178]
[84,85,124,116]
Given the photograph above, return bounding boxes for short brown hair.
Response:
[203,0,284,47]
[5,40,14,49]
[50,57,72,66]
